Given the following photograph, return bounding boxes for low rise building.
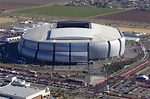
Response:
[0,85,50,99]
[0,76,50,99]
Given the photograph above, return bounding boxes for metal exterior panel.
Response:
[39,42,53,51]
[89,42,98,59]
[25,40,38,49]
[71,52,87,62]
[71,42,87,52]
[37,50,53,61]
[89,42,108,59]
[55,42,69,52]
[55,52,69,62]
[22,47,36,57]
[97,41,109,58]
[18,43,22,54]
[109,40,120,57]
[120,37,125,55]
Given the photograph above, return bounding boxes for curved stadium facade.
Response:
[18,21,125,63]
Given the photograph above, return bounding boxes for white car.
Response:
[20,21,33,24]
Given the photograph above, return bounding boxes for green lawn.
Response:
[14,5,122,18]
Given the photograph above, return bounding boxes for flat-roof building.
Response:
[0,78,50,99]
[0,85,50,99]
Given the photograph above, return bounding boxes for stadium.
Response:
[18,21,125,64]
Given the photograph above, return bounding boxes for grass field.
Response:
[14,5,122,17]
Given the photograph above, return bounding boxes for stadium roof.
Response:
[0,85,43,98]
[23,22,122,42]
[50,28,93,40]
[56,21,91,28]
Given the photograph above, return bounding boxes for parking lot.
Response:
[112,79,138,94]
[0,64,87,91]
[0,28,143,89]
[132,87,150,98]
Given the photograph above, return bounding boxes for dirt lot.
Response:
[93,10,150,23]
[117,27,150,34]
[0,0,70,10]
[0,18,16,24]
[0,1,149,34]
[0,1,149,25]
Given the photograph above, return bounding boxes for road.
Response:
[91,37,150,98]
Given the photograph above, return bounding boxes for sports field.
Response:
[14,5,122,17]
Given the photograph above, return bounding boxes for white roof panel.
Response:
[92,23,121,41]
[23,22,122,42]
[50,28,93,40]
[0,85,43,98]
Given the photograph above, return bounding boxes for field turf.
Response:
[14,5,122,18]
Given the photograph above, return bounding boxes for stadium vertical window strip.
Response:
[87,41,90,74]
[53,42,55,66]
[35,42,39,60]
[118,39,122,55]
[107,41,111,57]
[87,41,90,62]
[20,39,25,55]
[69,42,71,64]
